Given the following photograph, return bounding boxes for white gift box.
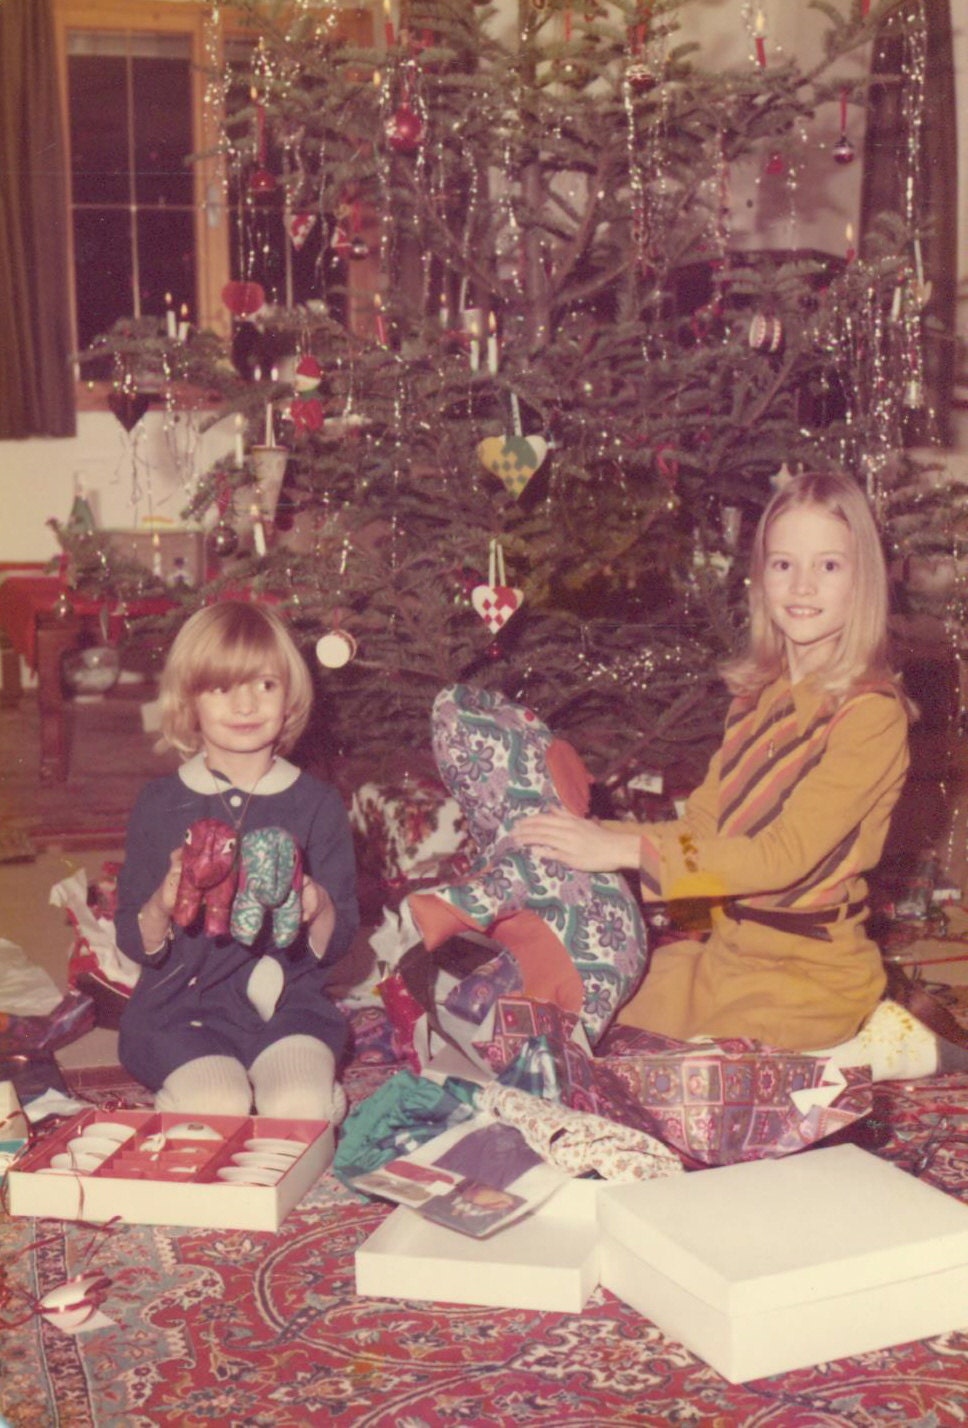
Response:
[0,1080,28,1180]
[598,1143,968,1383]
[356,1175,601,1313]
[7,1110,333,1233]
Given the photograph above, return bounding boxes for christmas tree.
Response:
[64,0,943,800]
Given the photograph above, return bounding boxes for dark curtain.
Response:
[0,0,76,439]
[861,0,957,444]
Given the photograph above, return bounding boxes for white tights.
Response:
[155,1035,348,1122]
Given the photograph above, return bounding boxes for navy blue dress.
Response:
[115,754,359,1090]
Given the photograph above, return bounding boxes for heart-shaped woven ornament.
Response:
[289,212,317,251]
[471,540,524,635]
[471,583,523,635]
[477,434,549,498]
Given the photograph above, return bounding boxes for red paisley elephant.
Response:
[172,818,239,937]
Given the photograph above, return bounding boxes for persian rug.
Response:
[4,1022,968,1426]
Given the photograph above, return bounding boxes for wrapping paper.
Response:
[476,1081,682,1181]
[475,997,872,1167]
[349,776,471,894]
[599,1025,873,1166]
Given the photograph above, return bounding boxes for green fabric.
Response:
[0,0,76,439]
[333,1069,477,1186]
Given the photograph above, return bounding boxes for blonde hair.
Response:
[722,471,903,706]
[158,601,313,758]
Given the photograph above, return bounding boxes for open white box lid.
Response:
[599,1144,968,1316]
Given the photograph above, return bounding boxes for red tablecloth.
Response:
[0,575,171,668]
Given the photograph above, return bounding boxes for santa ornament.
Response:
[290,354,326,434]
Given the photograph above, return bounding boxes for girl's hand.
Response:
[155,847,184,917]
[137,847,183,953]
[301,879,335,958]
[513,808,641,873]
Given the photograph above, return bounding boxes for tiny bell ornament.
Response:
[385,98,424,154]
[249,87,277,200]
[832,89,855,166]
[207,519,239,559]
[332,191,373,261]
[207,475,240,558]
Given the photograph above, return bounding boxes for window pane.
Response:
[137,209,196,324]
[133,56,194,207]
[68,55,128,205]
[73,209,133,351]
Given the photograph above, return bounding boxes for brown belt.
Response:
[724,898,867,942]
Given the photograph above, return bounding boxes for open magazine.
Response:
[348,1112,571,1239]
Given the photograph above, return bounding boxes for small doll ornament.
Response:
[290,354,326,435]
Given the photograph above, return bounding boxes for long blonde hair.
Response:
[158,601,314,758]
[722,471,903,706]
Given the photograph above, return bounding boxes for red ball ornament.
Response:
[833,135,856,165]
[249,167,278,199]
[626,61,657,93]
[222,281,266,318]
[764,151,786,177]
[385,104,425,154]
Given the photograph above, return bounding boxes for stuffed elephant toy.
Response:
[407,684,648,1045]
[231,826,304,949]
[172,818,239,937]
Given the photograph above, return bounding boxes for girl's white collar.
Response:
[177,750,300,795]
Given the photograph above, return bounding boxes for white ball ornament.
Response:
[315,629,358,668]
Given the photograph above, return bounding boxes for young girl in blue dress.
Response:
[114,600,359,1121]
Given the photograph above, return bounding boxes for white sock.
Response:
[814,1000,940,1082]
[155,1055,253,1115]
[249,1035,348,1123]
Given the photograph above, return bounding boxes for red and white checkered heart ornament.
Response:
[289,212,317,251]
[471,583,524,635]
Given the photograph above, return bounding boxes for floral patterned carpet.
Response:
[5,1018,968,1428]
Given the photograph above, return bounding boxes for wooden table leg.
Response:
[0,630,21,708]
[35,612,80,784]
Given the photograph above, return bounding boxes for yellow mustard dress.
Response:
[612,675,910,1051]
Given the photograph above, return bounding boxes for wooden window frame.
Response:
[54,1,379,413]
[53,0,233,375]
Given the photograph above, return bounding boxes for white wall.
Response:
[0,409,234,565]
